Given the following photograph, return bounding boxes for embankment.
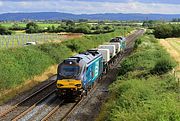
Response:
[97,34,180,121]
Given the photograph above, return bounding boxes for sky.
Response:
[0,0,180,14]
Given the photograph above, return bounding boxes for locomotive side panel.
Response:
[84,57,103,88]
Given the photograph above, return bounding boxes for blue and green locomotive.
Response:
[56,36,127,98]
[110,36,126,50]
[56,50,103,98]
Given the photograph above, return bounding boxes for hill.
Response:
[0,12,180,21]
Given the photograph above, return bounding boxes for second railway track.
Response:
[0,76,57,121]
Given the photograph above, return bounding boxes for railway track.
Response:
[41,80,99,121]
[12,90,56,121]
[0,29,144,121]
[0,76,57,121]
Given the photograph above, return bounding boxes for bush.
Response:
[98,77,180,121]
[151,58,176,75]
[119,35,174,76]
[0,25,13,35]
[72,23,91,34]
[134,37,143,49]
[153,24,180,38]
[9,23,25,30]
[26,22,43,33]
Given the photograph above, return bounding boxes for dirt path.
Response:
[159,38,180,77]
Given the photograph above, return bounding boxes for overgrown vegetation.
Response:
[0,24,13,35]
[25,22,44,33]
[9,23,25,30]
[18,21,115,34]
[172,18,180,22]
[97,34,180,121]
[0,21,115,34]
[47,22,115,34]
[0,27,132,91]
[142,20,164,28]
[153,24,180,38]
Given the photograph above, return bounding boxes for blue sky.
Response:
[0,0,180,14]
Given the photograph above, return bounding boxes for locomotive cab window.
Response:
[60,65,80,78]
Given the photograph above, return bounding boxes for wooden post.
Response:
[178,78,180,101]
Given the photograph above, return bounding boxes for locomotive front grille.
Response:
[56,79,82,90]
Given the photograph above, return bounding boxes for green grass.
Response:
[0,47,56,89]
[99,76,180,121]
[0,23,26,28]
[37,23,59,28]
[97,34,180,121]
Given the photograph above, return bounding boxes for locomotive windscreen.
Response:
[59,65,80,78]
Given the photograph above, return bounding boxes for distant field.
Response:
[160,38,180,77]
[0,33,83,48]
[169,22,180,24]
[0,22,145,28]
[0,23,60,28]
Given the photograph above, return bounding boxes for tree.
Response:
[78,19,88,22]
[172,24,180,37]
[47,25,56,33]
[56,25,65,32]
[103,25,114,32]
[98,21,105,25]
[9,23,25,30]
[172,18,180,22]
[65,20,75,26]
[74,23,91,34]
[26,22,41,33]
[153,24,173,38]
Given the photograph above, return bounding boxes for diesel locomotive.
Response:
[56,36,126,98]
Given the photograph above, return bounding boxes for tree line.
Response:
[153,24,180,38]
[26,21,115,34]
[0,21,115,35]
[172,18,180,22]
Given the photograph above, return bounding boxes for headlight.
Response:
[57,84,63,87]
[75,84,81,87]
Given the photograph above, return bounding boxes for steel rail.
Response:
[12,90,56,121]
[0,75,57,118]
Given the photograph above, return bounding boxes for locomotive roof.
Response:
[74,50,102,65]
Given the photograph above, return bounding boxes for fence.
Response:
[0,33,65,48]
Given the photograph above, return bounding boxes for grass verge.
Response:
[97,34,180,121]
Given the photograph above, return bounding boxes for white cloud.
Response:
[19,1,30,7]
[0,1,3,6]
[0,0,180,14]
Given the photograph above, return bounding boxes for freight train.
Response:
[56,36,126,98]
